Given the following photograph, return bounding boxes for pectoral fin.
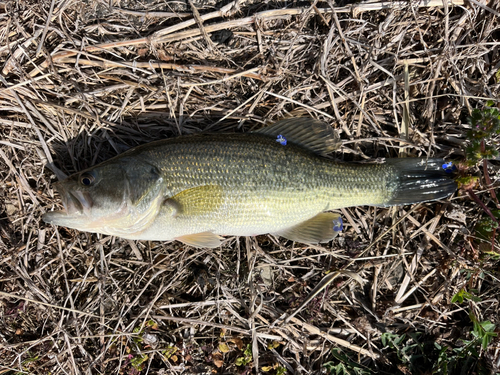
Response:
[175,232,223,248]
[165,185,224,217]
[275,213,343,244]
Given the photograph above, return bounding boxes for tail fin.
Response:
[383,158,457,206]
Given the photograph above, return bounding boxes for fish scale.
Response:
[130,133,390,239]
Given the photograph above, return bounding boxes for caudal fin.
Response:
[383,158,457,206]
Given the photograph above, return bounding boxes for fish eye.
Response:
[80,172,95,187]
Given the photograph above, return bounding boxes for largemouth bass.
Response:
[43,118,456,247]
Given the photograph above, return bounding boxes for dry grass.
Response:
[1,0,500,374]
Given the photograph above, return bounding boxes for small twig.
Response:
[57,57,266,80]
[491,227,498,253]
[0,291,101,319]
[467,0,500,17]
[466,189,499,225]
[188,0,216,52]
[151,314,281,340]
[264,91,334,119]
[111,7,191,18]
[482,159,499,207]
[287,316,378,358]
[35,0,55,56]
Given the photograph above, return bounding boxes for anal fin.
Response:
[175,232,223,248]
[275,213,343,245]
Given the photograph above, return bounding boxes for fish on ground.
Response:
[43,118,457,248]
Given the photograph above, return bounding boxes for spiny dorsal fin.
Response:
[254,117,340,156]
[275,212,343,244]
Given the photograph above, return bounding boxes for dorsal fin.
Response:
[254,117,340,156]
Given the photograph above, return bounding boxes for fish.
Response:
[43,117,457,248]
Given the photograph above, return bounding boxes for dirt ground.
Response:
[0,0,499,374]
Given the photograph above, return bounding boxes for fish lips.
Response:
[43,182,94,225]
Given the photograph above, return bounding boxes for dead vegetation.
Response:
[0,0,499,373]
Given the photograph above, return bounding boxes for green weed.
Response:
[235,344,253,367]
[323,348,371,375]
[459,101,500,255]
[450,288,481,304]
[465,101,500,165]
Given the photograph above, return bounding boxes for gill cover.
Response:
[100,157,165,236]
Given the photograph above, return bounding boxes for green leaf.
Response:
[452,289,481,304]
[235,344,253,366]
[480,320,496,332]
[235,357,245,366]
[131,354,148,369]
[451,292,464,304]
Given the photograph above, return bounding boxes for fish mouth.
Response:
[43,182,93,225]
